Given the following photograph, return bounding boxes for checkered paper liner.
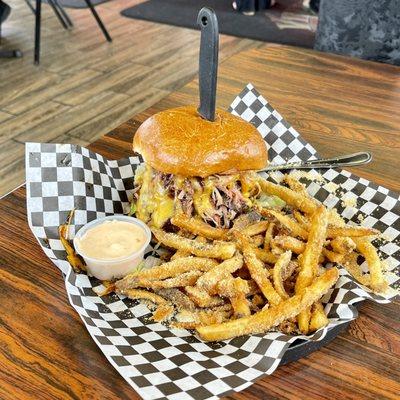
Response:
[25,84,399,400]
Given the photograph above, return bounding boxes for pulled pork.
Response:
[206,180,248,228]
[157,173,248,227]
[132,165,269,229]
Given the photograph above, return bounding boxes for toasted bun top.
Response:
[133,105,268,177]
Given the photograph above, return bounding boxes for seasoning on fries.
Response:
[295,206,329,334]
[61,164,389,342]
[171,214,228,240]
[196,268,339,341]
[59,210,86,273]
[152,228,236,259]
[354,237,388,293]
[273,251,293,299]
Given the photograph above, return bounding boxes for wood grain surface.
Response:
[0,45,399,400]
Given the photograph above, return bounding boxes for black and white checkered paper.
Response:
[26,84,399,400]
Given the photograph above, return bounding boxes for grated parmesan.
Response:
[341,196,357,208]
[325,182,339,193]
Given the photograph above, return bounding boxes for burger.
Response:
[131,106,284,229]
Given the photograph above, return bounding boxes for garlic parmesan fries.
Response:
[61,173,389,342]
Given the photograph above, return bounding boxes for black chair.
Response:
[28,0,112,64]
[0,1,23,58]
[25,0,73,30]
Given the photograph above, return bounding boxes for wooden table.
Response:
[1,45,399,400]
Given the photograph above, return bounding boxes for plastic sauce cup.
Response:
[73,215,152,280]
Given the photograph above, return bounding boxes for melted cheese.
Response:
[191,178,215,218]
[136,165,175,228]
[136,164,153,223]
[151,181,175,228]
[135,165,262,228]
[240,172,260,199]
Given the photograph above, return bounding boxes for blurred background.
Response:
[0,0,398,197]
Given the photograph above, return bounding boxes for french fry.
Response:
[173,306,233,329]
[263,222,275,251]
[271,240,285,255]
[171,214,228,240]
[242,221,270,237]
[156,288,196,311]
[251,234,265,247]
[263,210,308,240]
[170,249,191,260]
[309,302,329,332]
[258,179,318,215]
[195,308,233,326]
[123,289,167,305]
[93,281,116,296]
[354,238,388,293]
[132,271,203,290]
[233,229,278,265]
[322,248,344,264]
[273,235,305,254]
[216,277,249,297]
[283,261,298,281]
[239,236,282,306]
[185,286,225,308]
[327,226,379,238]
[152,228,236,259]
[152,304,175,322]
[263,212,378,241]
[295,206,329,334]
[116,257,217,292]
[59,210,86,273]
[197,267,339,341]
[293,210,310,229]
[231,294,251,318]
[284,175,308,196]
[341,253,371,287]
[138,257,217,279]
[273,235,339,264]
[253,247,279,264]
[272,251,292,299]
[330,237,356,254]
[196,255,243,294]
[217,277,251,318]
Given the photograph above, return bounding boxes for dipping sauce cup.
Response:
[73,215,152,280]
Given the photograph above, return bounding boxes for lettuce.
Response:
[254,193,286,209]
[128,201,136,216]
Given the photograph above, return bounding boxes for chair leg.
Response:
[53,0,73,28]
[34,0,41,64]
[47,0,69,29]
[25,0,72,29]
[83,0,112,42]
[24,0,36,14]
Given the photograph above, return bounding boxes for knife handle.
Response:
[197,7,219,122]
